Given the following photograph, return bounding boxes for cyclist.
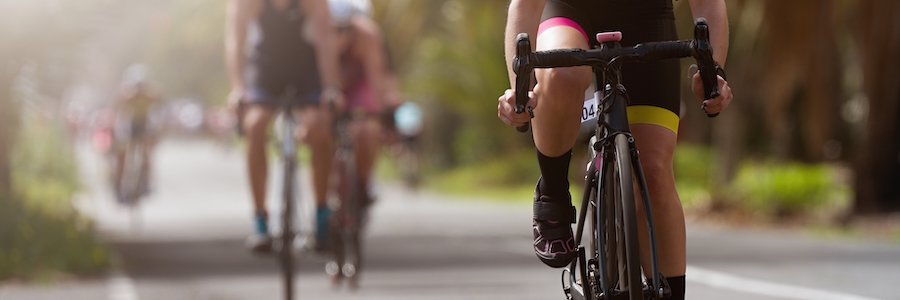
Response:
[328,0,390,206]
[112,65,160,202]
[497,0,733,299]
[226,0,345,253]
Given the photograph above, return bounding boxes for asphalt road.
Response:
[1,138,897,300]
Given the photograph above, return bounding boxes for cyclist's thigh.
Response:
[630,124,676,169]
[296,102,333,144]
[537,1,591,53]
[535,1,594,93]
[243,104,277,136]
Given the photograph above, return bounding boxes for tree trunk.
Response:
[801,2,841,162]
[853,0,900,214]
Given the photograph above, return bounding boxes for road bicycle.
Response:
[262,89,316,300]
[512,18,725,300]
[115,136,149,227]
[325,110,370,290]
[112,114,156,228]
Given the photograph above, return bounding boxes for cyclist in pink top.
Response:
[330,0,390,203]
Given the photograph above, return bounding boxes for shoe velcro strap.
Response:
[536,223,573,238]
[533,201,575,223]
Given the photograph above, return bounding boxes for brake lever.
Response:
[514,33,534,132]
[692,18,724,118]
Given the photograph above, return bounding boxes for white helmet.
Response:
[328,0,372,27]
[122,63,150,91]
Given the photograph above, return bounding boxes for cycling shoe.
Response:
[246,232,273,254]
[532,182,576,268]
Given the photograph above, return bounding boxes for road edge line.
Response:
[687,265,882,300]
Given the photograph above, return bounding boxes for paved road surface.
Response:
[1,138,897,300]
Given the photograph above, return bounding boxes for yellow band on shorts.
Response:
[626,105,679,135]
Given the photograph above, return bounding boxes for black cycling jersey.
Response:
[245,0,322,106]
[541,0,682,132]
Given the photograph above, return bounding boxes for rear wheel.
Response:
[339,156,363,289]
[327,151,365,289]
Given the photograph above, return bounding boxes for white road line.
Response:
[107,255,139,300]
[687,265,883,300]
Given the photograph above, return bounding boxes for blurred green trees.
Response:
[1,0,898,222]
[373,0,899,217]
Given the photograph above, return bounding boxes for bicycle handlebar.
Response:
[512,18,726,132]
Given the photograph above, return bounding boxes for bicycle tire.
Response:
[281,156,297,300]
[608,133,642,300]
[120,144,140,205]
[344,158,362,287]
[596,146,623,297]
[584,181,599,300]
[336,152,363,288]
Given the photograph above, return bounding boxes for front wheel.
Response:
[280,157,297,300]
[601,134,642,300]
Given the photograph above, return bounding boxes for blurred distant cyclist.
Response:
[226,0,344,253]
[329,0,391,204]
[112,64,161,202]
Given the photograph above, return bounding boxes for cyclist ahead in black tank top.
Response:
[246,0,322,104]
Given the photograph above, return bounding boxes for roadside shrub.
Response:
[0,199,109,280]
[731,160,849,218]
[0,120,109,280]
[674,144,715,207]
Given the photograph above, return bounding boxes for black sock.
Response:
[536,149,572,202]
[664,275,685,300]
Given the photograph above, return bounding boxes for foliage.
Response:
[427,149,540,202]
[0,199,110,280]
[674,144,716,207]
[11,121,80,214]
[0,119,109,280]
[145,0,229,104]
[401,1,530,169]
[731,160,850,218]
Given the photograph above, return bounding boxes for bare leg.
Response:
[350,118,381,191]
[242,105,276,214]
[529,24,594,268]
[114,149,126,197]
[298,105,335,207]
[532,27,592,157]
[631,123,686,278]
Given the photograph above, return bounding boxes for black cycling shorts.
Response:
[244,62,322,109]
[540,0,682,134]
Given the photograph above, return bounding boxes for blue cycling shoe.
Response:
[314,207,333,253]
